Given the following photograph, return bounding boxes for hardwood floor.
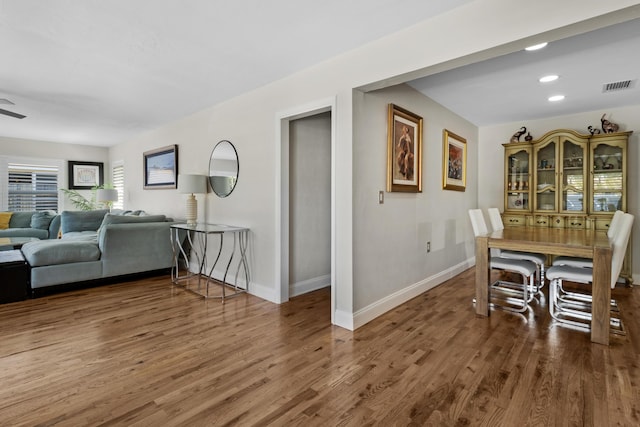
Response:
[0,269,639,426]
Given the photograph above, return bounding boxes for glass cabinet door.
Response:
[559,137,587,214]
[534,139,557,212]
[505,146,530,212]
[591,142,624,214]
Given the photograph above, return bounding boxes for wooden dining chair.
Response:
[487,207,547,292]
[546,213,634,331]
[469,209,537,313]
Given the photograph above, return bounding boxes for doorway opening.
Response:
[276,98,336,323]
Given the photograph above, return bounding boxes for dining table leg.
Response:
[475,235,490,316]
[591,245,612,345]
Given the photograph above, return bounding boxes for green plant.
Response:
[60,184,114,211]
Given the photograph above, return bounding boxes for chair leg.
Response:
[489,272,530,313]
[549,278,625,334]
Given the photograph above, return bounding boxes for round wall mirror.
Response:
[209,140,239,197]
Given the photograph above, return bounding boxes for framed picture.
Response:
[143,145,178,189]
[386,104,423,192]
[68,161,104,189]
[442,129,467,191]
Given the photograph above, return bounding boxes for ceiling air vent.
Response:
[602,79,635,93]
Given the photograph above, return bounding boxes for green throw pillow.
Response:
[30,211,56,230]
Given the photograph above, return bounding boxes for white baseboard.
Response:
[334,309,354,330]
[631,273,639,285]
[351,257,475,330]
[247,281,277,303]
[290,274,330,297]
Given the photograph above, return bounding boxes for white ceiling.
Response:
[1,2,639,147]
[408,17,640,127]
[0,0,472,146]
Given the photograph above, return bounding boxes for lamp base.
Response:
[185,194,197,226]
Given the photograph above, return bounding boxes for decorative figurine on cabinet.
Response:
[524,132,533,142]
[510,126,527,143]
[588,125,601,135]
[601,114,619,133]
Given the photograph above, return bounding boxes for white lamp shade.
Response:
[96,188,118,202]
[178,174,207,194]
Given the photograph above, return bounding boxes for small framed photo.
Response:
[442,129,467,191]
[386,104,423,192]
[143,145,178,189]
[68,161,104,189]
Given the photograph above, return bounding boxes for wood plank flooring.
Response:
[0,268,639,426]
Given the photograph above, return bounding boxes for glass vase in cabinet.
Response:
[503,143,531,212]
[532,136,558,212]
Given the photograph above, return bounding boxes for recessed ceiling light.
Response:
[539,74,559,83]
[548,95,565,102]
[525,42,548,51]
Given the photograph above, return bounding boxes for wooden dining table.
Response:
[475,227,613,345]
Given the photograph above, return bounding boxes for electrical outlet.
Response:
[427,241,431,253]
[379,190,384,204]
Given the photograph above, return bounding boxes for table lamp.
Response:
[96,188,118,211]
[178,174,207,226]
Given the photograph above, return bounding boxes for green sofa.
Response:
[21,210,178,290]
[0,211,60,239]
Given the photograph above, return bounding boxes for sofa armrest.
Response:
[48,215,61,239]
[99,222,175,277]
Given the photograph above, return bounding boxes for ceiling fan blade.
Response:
[0,108,26,119]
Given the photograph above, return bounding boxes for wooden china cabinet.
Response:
[502,128,633,282]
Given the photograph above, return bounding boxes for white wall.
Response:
[0,136,109,211]
[479,105,640,281]
[289,113,332,296]
[352,84,477,323]
[107,0,640,328]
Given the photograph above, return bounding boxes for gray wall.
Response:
[289,113,332,295]
[353,84,478,312]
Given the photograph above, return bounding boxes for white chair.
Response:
[546,213,634,331]
[469,209,537,313]
[487,208,547,292]
[552,210,624,269]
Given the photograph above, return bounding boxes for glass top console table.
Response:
[170,223,249,301]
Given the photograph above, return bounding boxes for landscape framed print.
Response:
[143,144,178,189]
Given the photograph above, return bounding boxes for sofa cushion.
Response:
[30,211,57,230]
[61,209,109,233]
[0,212,11,230]
[60,231,98,241]
[8,212,34,228]
[22,240,101,267]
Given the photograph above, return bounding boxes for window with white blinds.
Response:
[112,162,124,210]
[8,162,59,211]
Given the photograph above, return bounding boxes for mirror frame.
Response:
[208,140,239,197]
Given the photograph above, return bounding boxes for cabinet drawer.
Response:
[595,218,613,231]
[566,217,587,229]
[551,216,565,228]
[533,215,550,227]
[503,215,527,227]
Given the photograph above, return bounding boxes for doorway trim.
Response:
[275,96,336,324]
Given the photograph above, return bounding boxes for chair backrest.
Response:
[610,213,634,288]
[487,208,504,232]
[468,209,488,237]
[607,210,625,239]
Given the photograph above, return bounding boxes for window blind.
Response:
[112,163,124,210]
[8,163,59,211]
